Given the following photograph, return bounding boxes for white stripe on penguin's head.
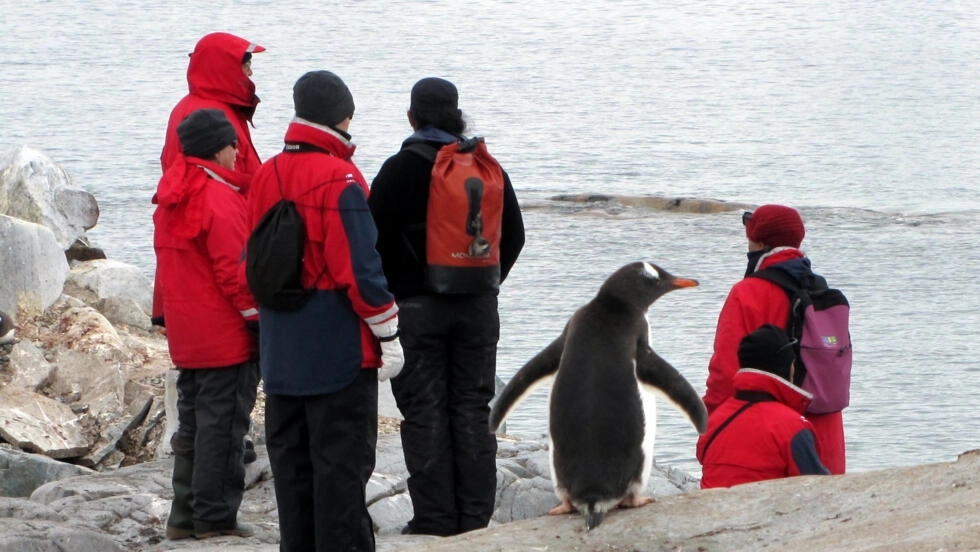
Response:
[642,262,660,280]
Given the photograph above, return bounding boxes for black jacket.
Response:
[369,137,525,300]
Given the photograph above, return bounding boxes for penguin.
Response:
[0,309,14,345]
[490,262,708,530]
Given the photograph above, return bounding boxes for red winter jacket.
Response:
[704,248,800,411]
[154,33,264,324]
[161,32,264,178]
[697,369,829,489]
[247,119,397,395]
[153,157,258,368]
[703,247,846,474]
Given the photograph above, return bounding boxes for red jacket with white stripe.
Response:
[153,157,258,368]
[697,369,829,488]
[154,33,264,324]
[247,119,397,395]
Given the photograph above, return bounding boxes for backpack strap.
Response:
[403,142,439,163]
[751,266,828,294]
[700,392,775,460]
[272,157,285,199]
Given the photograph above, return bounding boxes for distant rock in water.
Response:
[548,193,755,214]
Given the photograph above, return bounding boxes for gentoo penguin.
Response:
[0,309,14,345]
[490,262,708,530]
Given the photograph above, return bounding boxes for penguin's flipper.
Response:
[635,346,709,433]
[490,334,565,432]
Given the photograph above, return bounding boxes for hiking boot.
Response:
[195,521,255,539]
[166,453,195,540]
[165,525,196,540]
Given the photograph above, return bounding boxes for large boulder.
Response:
[0,214,70,316]
[0,146,99,249]
[67,259,153,315]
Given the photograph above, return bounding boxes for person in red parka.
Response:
[154,31,265,466]
[703,205,846,474]
[153,108,260,540]
[154,31,265,325]
[698,324,830,488]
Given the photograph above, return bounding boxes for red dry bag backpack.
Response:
[406,137,505,294]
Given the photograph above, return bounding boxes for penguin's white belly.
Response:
[636,376,658,496]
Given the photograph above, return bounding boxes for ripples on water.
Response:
[1,1,978,475]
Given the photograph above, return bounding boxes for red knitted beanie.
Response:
[744,204,805,248]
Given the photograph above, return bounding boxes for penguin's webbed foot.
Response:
[617,494,654,509]
[548,499,576,515]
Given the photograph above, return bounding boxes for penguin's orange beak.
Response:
[672,278,699,288]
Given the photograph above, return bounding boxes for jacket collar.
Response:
[283,117,357,160]
[403,126,461,147]
[733,368,812,413]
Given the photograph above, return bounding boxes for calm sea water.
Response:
[2,1,978,476]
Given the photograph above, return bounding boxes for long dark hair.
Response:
[411,104,467,135]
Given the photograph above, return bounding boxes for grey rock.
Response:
[369,492,414,536]
[0,448,95,497]
[67,259,153,315]
[0,518,126,552]
[0,145,99,249]
[0,386,89,459]
[7,338,56,391]
[0,214,70,316]
[96,296,153,331]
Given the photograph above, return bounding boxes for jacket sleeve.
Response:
[704,281,771,412]
[789,428,831,476]
[499,170,525,283]
[203,193,258,320]
[330,180,398,323]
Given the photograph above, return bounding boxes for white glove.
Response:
[378,337,405,381]
[369,316,404,381]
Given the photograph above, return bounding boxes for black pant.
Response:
[173,360,260,530]
[266,370,378,552]
[391,294,499,536]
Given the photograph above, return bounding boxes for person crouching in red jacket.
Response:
[697,324,829,489]
[153,108,260,539]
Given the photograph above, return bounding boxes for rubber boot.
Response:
[166,453,195,540]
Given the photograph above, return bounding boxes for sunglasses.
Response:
[742,211,753,226]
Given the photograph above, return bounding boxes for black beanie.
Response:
[737,324,795,382]
[293,70,355,127]
[177,109,237,159]
[410,77,458,111]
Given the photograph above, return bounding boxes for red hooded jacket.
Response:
[697,369,829,488]
[161,32,264,178]
[154,33,264,323]
[153,157,258,368]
